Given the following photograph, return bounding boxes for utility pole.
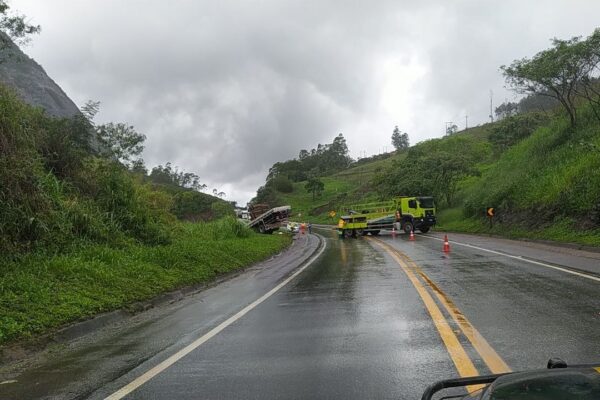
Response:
[489,90,494,123]
[465,115,468,130]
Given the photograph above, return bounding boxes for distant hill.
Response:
[257,109,600,246]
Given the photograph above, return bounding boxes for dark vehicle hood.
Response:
[482,367,600,400]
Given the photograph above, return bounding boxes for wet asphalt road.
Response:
[386,232,600,370]
[107,231,454,400]
[2,229,600,399]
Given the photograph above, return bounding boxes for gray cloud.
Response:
[17,0,600,203]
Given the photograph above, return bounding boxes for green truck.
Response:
[337,196,436,238]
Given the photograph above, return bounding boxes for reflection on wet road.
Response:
[377,232,600,372]
[111,230,456,399]
[102,229,600,399]
[3,229,600,400]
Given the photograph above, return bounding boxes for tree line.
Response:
[253,133,352,205]
[502,28,600,128]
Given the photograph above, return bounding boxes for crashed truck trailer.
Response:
[247,204,291,234]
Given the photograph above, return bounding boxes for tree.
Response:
[0,1,41,47]
[427,151,479,206]
[81,100,101,122]
[574,29,600,122]
[253,184,280,206]
[298,149,309,160]
[129,158,148,175]
[149,163,205,191]
[375,136,488,207]
[327,133,352,170]
[391,126,409,150]
[305,177,324,200]
[96,123,146,167]
[445,124,458,136]
[501,29,600,127]
[80,100,146,168]
[494,102,519,120]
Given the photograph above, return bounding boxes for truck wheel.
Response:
[419,226,430,233]
[259,223,266,234]
[370,230,380,236]
[343,229,353,239]
[403,222,414,234]
[357,229,365,236]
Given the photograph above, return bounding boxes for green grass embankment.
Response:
[0,219,291,345]
[437,209,600,247]
[278,177,355,224]
[278,162,397,224]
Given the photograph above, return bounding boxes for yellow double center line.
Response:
[368,238,511,392]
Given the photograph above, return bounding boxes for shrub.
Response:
[0,85,173,255]
[78,159,172,245]
[171,191,223,221]
[488,112,549,152]
[210,201,235,219]
[207,216,252,240]
[40,115,94,179]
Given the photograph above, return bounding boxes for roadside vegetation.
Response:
[253,28,600,246]
[0,7,292,347]
[0,220,289,344]
[0,80,290,345]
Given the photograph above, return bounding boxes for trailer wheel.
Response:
[259,222,266,234]
[356,228,365,236]
[403,221,414,234]
[419,226,430,233]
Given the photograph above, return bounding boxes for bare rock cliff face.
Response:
[0,32,80,118]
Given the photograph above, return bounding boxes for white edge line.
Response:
[422,235,600,283]
[105,235,327,400]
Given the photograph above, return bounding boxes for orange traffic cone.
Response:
[409,229,415,241]
[443,234,450,253]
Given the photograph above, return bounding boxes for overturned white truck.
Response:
[247,204,291,234]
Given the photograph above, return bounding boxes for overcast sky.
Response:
[16,1,600,205]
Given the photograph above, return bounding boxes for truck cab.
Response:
[396,196,436,233]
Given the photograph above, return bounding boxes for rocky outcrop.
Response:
[0,31,80,118]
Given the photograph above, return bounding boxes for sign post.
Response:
[487,207,494,228]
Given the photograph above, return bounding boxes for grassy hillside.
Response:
[278,176,356,223]
[265,107,600,246]
[267,123,497,224]
[440,108,600,245]
[275,151,414,223]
